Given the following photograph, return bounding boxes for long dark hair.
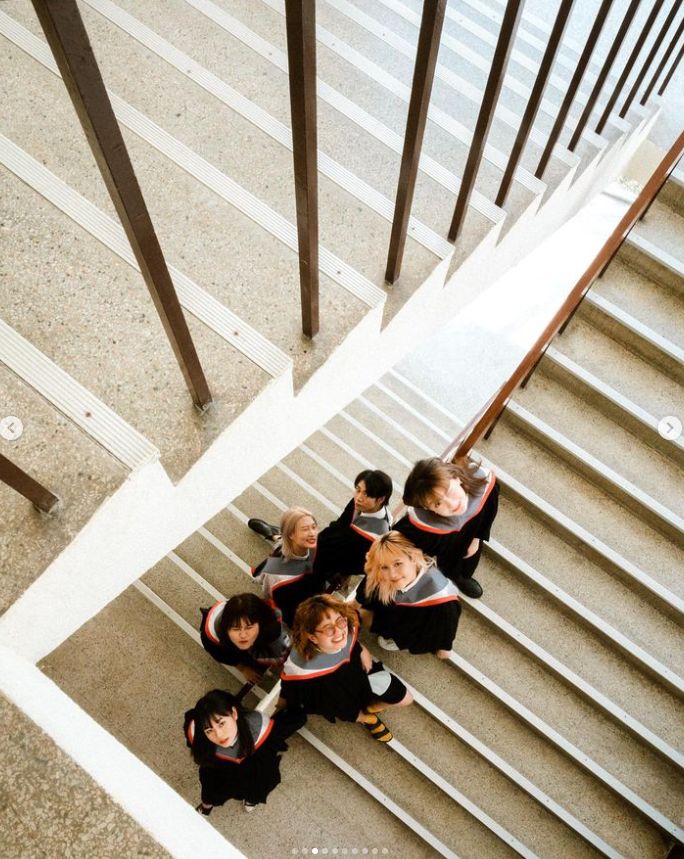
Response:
[402,456,488,508]
[184,689,255,766]
[217,593,281,649]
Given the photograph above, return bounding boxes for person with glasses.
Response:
[280,594,412,742]
[356,532,460,659]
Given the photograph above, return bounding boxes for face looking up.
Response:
[379,552,419,591]
[290,515,318,555]
[204,709,239,747]
[228,618,260,650]
[353,480,384,514]
[307,610,349,654]
[425,478,468,517]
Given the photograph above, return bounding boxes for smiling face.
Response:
[354,479,384,514]
[290,515,318,555]
[227,618,260,650]
[307,609,349,654]
[379,552,419,592]
[425,478,468,517]
[203,709,238,748]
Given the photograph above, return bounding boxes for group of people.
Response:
[186,456,499,815]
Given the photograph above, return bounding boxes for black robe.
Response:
[199,601,290,671]
[315,499,392,581]
[252,547,325,627]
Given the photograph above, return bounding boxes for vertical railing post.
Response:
[385,0,446,285]
[30,0,212,411]
[620,1,679,117]
[595,0,665,133]
[0,454,60,514]
[568,0,642,151]
[448,0,524,241]
[657,39,684,96]
[641,14,684,104]
[284,0,320,338]
[536,0,614,179]
[495,0,575,208]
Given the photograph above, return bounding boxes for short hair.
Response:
[354,469,393,505]
[290,594,359,661]
[279,506,317,560]
[184,689,254,766]
[218,593,281,646]
[402,456,487,508]
[364,531,431,604]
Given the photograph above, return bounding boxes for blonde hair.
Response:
[291,594,359,661]
[279,506,317,560]
[363,532,432,604]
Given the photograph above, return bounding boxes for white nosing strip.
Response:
[320,0,559,182]
[627,233,684,280]
[226,503,250,527]
[372,381,452,442]
[449,652,683,840]
[132,580,457,859]
[197,526,251,574]
[319,426,375,469]
[0,132,290,379]
[507,402,684,539]
[184,0,501,224]
[338,410,413,467]
[299,443,354,489]
[0,12,383,311]
[468,598,684,770]
[487,539,684,697]
[166,551,224,603]
[0,318,158,470]
[387,370,465,426]
[357,394,435,455]
[253,480,290,513]
[82,0,450,261]
[275,462,341,515]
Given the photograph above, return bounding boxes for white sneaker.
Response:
[243,800,258,813]
[377,636,399,651]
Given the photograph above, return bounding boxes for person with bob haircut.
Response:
[280,594,413,743]
[252,506,325,627]
[356,532,460,658]
[248,470,394,588]
[395,456,499,599]
[200,593,291,684]
[185,689,305,815]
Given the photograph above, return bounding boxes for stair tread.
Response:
[632,198,684,274]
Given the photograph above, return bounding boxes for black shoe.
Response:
[248,518,281,541]
[196,803,212,815]
[456,576,483,599]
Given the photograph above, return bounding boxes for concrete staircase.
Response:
[39,170,684,856]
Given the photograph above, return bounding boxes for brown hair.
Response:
[290,594,359,661]
[364,532,432,604]
[402,456,487,509]
[279,506,317,560]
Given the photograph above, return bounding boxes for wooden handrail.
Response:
[440,130,684,463]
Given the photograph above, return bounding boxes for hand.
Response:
[464,538,480,558]
[360,645,373,673]
[238,664,264,685]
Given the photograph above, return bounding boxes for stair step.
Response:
[627,199,684,291]
[659,171,684,216]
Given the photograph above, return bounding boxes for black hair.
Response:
[184,689,255,767]
[217,593,281,648]
[354,469,393,505]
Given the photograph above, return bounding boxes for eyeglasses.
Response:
[314,616,348,636]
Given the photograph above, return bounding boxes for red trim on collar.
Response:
[281,625,360,681]
[410,473,496,534]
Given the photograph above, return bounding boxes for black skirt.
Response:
[368,600,460,654]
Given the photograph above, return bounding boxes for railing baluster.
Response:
[658,37,684,96]
[595,0,665,133]
[448,0,524,241]
[284,0,319,337]
[536,0,615,179]
[620,0,680,118]
[30,0,212,411]
[385,0,447,285]
[642,13,684,103]
[568,0,642,151]
[495,0,575,208]
[0,454,60,514]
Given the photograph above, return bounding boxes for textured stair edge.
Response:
[132,580,460,859]
[183,0,504,225]
[80,0,452,261]
[542,347,684,468]
[0,318,159,471]
[504,400,684,543]
[622,232,684,293]
[0,130,293,378]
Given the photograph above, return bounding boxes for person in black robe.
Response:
[199,593,290,684]
[184,689,305,814]
[252,507,326,627]
[280,594,412,742]
[356,531,460,658]
[394,456,499,599]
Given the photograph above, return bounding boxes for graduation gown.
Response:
[252,547,324,627]
[357,566,460,654]
[280,626,376,723]
[395,468,499,582]
[199,600,291,671]
[315,499,392,580]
